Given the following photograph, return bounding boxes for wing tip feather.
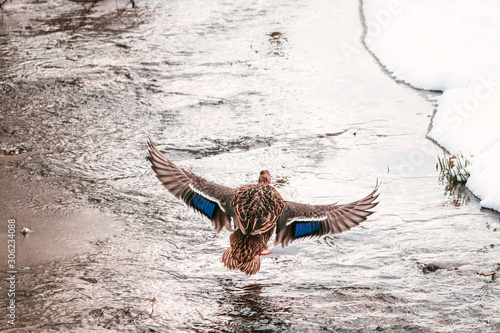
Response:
[275,179,380,248]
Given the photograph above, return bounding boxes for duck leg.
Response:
[260,249,273,255]
[260,228,275,255]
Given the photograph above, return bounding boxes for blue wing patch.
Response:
[294,222,320,238]
[192,194,217,219]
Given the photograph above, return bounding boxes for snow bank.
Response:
[362,0,500,211]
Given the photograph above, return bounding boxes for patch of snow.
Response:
[362,0,500,211]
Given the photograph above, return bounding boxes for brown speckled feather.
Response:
[221,173,285,275]
[231,183,285,235]
[222,228,274,275]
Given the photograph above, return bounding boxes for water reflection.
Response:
[217,280,290,332]
[442,181,470,207]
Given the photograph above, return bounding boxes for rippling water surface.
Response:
[1,0,499,331]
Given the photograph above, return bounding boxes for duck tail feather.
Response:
[238,256,261,276]
[222,247,239,270]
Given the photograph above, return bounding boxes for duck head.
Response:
[258,170,271,185]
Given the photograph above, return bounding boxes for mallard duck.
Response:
[148,140,379,275]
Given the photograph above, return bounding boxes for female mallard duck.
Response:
[148,140,379,275]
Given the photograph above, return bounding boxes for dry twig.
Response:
[477,271,496,281]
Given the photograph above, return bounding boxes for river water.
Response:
[0,0,499,331]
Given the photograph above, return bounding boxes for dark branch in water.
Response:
[477,271,496,281]
[116,0,136,15]
[1,0,9,21]
[67,0,100,14]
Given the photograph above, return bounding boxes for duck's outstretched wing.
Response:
[148,139,237,232]
[275,182,380,247]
